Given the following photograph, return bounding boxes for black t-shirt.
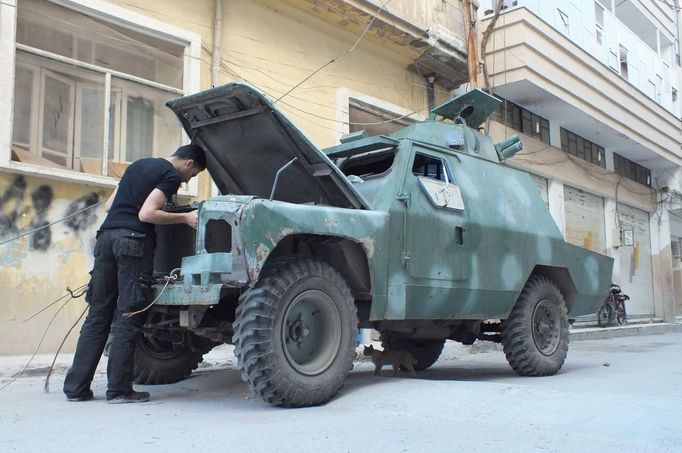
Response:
[100,158,181,235]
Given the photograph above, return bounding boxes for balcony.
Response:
[481,3,682,170]
[282,0,469,88]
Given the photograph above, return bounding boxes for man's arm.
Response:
[138,188,198,229]
[105,185,118,212]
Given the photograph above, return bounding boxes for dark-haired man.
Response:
[64,144,206,404]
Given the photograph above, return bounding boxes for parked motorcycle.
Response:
[597,283,629,327]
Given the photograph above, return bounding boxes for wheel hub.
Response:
[532,299,561,356]
[288,316,310,345]
[281,289,342,376]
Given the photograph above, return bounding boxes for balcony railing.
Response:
[485,0,680,116]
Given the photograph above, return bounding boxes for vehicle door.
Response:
[401,145,469,285]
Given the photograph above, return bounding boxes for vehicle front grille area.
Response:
[204,219,232,253]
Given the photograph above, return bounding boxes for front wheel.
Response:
[597,301,614,327]
[501,276,569,376]
[232,256,358,407]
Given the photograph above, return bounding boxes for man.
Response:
[63,144,206,404]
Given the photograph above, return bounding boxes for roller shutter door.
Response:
[564,185,606,254]
[529,173,549,208]
[616,203,654,317]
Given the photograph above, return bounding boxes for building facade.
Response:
[0,0,468,354]
[481,0,682,321]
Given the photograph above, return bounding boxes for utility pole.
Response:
[461,0,480,89]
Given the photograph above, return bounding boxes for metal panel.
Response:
[529,173,548,207]
[616,203,654,317]
[564,185,606,254]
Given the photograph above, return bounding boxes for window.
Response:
[10,0,186,178]
[491,98,550,144]
[348,100,414,137]
[595,2,605,47]
[412,153,449,182]
[340,150,396,179]
[613,153,651,187]
[560,128,606,168]
[619,46,629,79]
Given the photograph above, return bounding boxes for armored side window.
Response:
[412,153,450,182]
[340,149,396,179]
[411,152,463,211]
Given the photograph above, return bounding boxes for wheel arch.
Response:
[528,265,577,311]
[264,234,373,299]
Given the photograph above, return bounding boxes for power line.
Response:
[274,0,394,103]
[0,201,105,247]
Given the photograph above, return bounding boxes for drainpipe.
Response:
[426,74,436,111]
[211,0,223,87]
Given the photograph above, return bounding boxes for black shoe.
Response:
[106,391,150,404]
[66,389,94,402]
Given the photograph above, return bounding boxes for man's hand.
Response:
[185,210,198,229]
[139,189,199,227]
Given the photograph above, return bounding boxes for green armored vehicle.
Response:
[135,83,613,407]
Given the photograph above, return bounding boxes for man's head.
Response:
[169,144,206,182]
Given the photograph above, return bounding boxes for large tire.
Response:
[381,335,445,371]
[133,312,209,385]
[232,256,358,407]
[500,276,569,377]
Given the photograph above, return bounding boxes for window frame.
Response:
[492,97,550,145]
[613,152,651,187]
[560,127,606,168]
[0,0,202,194]
[335,87,424,138]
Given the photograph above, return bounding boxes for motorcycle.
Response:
[597,283,629,327]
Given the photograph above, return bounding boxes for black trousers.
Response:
[63,228,155,400]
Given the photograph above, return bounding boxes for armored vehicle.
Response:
[135,83,613,407]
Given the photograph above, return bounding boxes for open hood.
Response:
[166,83,368,209]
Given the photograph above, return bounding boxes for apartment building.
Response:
[482,0,682,321]
[0,0,467,353]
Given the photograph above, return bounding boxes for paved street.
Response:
[1,333,681,453]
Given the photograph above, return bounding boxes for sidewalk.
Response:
[570,318,682,341]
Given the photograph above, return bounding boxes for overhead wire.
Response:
[274,0,394,104]
[0,200,105,247]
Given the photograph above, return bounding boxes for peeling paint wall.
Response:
[0,173,109,355]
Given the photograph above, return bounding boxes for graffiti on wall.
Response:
[30,184,53,251]
[0,175,101,251]
[0,175,27,237]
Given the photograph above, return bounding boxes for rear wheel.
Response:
[501,276,569,376]
[381,335,445,371]
[133,312,208,385]
[616,304,627,325]
[232,256,358,407]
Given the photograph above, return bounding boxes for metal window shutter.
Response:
[564,185,606,254]
[616,203,654,317]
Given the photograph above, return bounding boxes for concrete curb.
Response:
[570,322,682,341]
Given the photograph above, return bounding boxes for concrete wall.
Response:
[0,174,108,354]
